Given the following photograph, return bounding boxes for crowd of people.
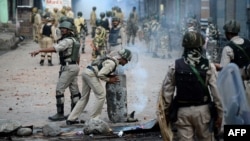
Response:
[28,4,250,141]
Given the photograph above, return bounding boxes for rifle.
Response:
[189,65,220,141]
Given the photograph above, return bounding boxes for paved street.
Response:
[0,35,182,140]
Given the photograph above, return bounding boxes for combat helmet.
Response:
[118,49,132,61]
[100,12,105,18]
[223,19,240,33]
[182,31,205,48]
[59,21,74,31]
[77,12,83,17]
[32,7,38,13]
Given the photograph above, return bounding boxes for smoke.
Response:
[129,63,148,114]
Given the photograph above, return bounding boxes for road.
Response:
[0,35,182,140]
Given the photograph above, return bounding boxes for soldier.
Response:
[74,11,88,53]
[108,17,126,54]
[116,7,124,26]
[161,31,223,141]
[126,13,138,46]
[66,48,132,125]
[215,20,250,80]
[39,17,57,66]
[66,6,74,19]
[96,12,110,32]
[90,6,97,38]
[150,15,161,58]
[204,17,220,62]
[142,19,151,53]
[30,21,81,121]
[30,7,42,43]
[90,26,107,60]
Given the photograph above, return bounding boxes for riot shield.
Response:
[217,63,250,124]
[106,74,128,123]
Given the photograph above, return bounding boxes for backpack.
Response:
[68,37,80,62]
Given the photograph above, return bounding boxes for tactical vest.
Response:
[108,27,121,46]
[228,39,250,68]
[59,37,80,65]
[42,24,52,37]
[175,58,210,106]
[91,56,117,75]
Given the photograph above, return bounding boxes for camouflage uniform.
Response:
[91,26,107,60]
[142,20,151,52]
[150,18,161,57]
[205,18,219,62]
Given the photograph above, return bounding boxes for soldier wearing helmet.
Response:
[108,16,126,54]
[216,19,250,80]
[66,48,132,125]
[74,11,88,53]
[30,20,81,121]
[39,16,57,66]
[30,7,42,43]
[96,12,110,31]
[161,31,223,141]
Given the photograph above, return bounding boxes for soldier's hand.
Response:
[108,75,119,83]
[30,50,40,57]
[214,63,222,71]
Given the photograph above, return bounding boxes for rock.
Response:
[83,118,112,135]
[42,124,61,137]
[17,127,32,136]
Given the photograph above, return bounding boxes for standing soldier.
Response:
[160,31,223,141]
[39,17,57,66]
[150,15,161,58]
[142,19,151,53]
[126,13,138,46]
[90,6,97,38]
[205,17,220,62]
[30,21,81,121]
[66,6,74,19]
[108,17,126,54]
[116,7,124,26]
[90,26,107,60]
[215,20,250,81]
[74,11,88,53]
[30,7,42,43]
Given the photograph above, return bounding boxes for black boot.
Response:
[82,48,85,53]
[48,104,65,121]
[40,60,44,66]
[48,60,53,66]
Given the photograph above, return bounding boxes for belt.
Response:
[177,100,210,107]
[87,65,95,71]
[61,61,77,66]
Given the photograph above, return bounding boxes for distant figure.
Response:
[30,7,42,43]
[126,13,138,46]
[90,6,97,38]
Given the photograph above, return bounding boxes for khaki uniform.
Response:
[68,58,118,120]
[53,38,81,116]
[39,22,57,65]
[31,13,42,42]
[90,10,97,38]
[162,63,223,141]
[220,36,249,80]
